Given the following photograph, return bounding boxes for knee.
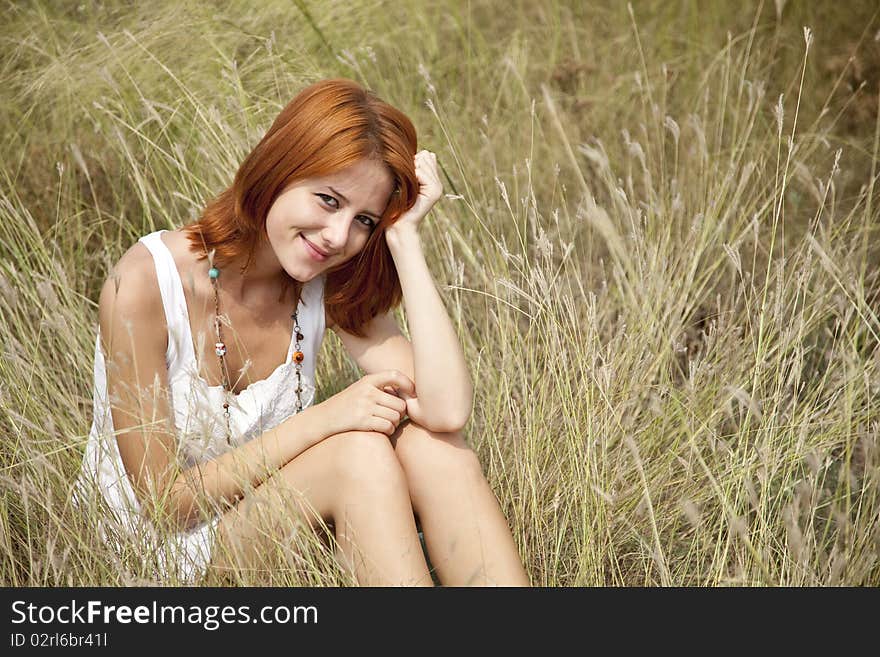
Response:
[393,421,484,483]
[328,430,408,492]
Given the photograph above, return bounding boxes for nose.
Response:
[320,212,354,253]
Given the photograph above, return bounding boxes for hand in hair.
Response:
[386,150,443,237]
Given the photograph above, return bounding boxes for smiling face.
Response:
[264,158,395,282]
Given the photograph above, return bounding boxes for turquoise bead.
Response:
[208,267,220,279]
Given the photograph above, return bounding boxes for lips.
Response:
[301,234,330,261]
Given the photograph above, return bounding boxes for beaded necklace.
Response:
[208,263,305,444]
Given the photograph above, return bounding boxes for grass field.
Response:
[1,0,879,585]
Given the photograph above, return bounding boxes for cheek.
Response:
[266,198,311,240]
[264,212,285,245]
[327,238,364,270]
[345,231,372,256]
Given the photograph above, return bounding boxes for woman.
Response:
[76,78,530,586]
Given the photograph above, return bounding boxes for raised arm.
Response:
[386,151,473,430]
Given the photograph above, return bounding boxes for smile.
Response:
[301,234,329,261]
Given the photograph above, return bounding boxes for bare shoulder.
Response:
[98,240,166,359]
[100,240,161,318]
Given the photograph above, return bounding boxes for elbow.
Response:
[440,417,470,434]
[420,418,467,434]
[408,385,473,434]
[447,387,474,433]
[166,479,213,532]
[441,388,474,433]
[421,407,472,434]
[132,476,202,533]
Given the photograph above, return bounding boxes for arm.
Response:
[385,228,473,431]
[99,249,329,532]
[331,150,473,433]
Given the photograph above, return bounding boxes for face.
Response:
[264,158,395,282]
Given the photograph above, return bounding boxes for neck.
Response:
[211,246,297,308]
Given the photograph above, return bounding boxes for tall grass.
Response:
[1,0,878,585]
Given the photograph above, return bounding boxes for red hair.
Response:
[181,78,418,336]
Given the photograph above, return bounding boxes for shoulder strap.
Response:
[137,230,197,366]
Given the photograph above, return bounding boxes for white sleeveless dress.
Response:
[74,229,327,583]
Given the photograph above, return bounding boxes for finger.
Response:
[371,416,395,436]
[415,161,441,182]
[372,405,401,426]
[368,370,415,396]
[377,390,407,415]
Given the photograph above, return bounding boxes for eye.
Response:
[316,193,338,208]
[317,193,374,229]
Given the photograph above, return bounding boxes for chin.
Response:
[284,263,321,283]
[278,253,318,283]
[286,270,311,283]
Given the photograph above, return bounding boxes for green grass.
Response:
[1,0,878,585]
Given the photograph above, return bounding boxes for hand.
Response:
[386,150,443,237]
[317,370,415,437]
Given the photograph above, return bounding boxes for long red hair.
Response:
[181,78,418,336]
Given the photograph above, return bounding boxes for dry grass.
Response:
[1,0,878,585]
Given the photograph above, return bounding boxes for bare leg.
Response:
[208,430,432,586]
[329,432,431,585]
[390,420,531,586]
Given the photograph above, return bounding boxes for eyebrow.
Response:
[327,186,383,220]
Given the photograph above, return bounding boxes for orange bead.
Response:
[293,351,304,363]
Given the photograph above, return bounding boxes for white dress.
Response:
[74,229,327,583]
